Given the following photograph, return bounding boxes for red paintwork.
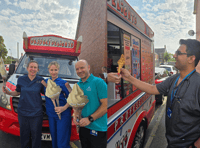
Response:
[23,35,81,57]
[0,82,79,141]
[155,79,163,84]
[6,81,16,91]
[127,111,147,148]
[146,100,156,125]
[108,89,142,118]
[107,93,152,141]
[127,100,155,148]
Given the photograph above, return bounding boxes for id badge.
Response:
[90,130,98,136]
[167,108,172,119]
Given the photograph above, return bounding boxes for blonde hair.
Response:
[48,61,60,69]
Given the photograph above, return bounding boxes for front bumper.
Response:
[0,106,79,141]
[0,106,20,136]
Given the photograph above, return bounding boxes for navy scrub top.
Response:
[15,75,44,117]
[44,77,71,117]
[156,71,200,147]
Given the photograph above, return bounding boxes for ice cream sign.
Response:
[30,37,74,48]
[107,0,137,25]
[23,32,82,56]
[107,0,154,38]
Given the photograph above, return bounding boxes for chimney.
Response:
[164,45,166,49]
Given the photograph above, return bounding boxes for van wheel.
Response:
[132,122,146,148]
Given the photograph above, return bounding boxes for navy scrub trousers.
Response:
[16,75,45,148]
[18,115,43,148]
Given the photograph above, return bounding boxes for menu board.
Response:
[124,34,131,73]
[123,34,132,96]
[131,36,140,92]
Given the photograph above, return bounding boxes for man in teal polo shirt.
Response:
[73,60,107,148]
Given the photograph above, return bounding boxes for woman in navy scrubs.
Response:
[43,61,72,148]
[2,60,44,148]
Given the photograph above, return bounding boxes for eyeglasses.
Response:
[175,50,188,56]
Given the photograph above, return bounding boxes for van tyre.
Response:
[132,122,146,148]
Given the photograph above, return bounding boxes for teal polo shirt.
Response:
[77,74,107,132]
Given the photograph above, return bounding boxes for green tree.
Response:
[4,56,14,64]
[164,51,171,62]
[0,36,8,59]
[168,53,175,62]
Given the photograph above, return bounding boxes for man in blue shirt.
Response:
[73,60,107,148]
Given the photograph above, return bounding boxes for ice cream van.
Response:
[0,33,82,143]
[76,0,155,147]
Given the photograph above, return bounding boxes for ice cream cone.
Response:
[75,36,82,53]
[46,79,62,119]
[0,57,7,79]
[118,65,123,74]
[55,97,61,120]
[117,54,125,74]
[73,106,84,133]
[67,84,89,107]
[0,57,8,100]
[67,84,88,133]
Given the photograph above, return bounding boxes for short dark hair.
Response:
[179,39,200,67]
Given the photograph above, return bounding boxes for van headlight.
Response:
[0,94,11,110]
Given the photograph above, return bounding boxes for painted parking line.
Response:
[70,141,81,148]
[144,98,167,148]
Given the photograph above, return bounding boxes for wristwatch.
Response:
[88,115,94,122]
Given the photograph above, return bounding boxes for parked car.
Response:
[155,67,170,104]
[159,65,177,75]
[4,64,9,73]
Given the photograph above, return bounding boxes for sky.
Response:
[0,0,196,58]
[127,0,196,53]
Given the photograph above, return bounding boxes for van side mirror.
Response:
[8,64,15,77]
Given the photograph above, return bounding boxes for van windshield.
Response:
[16,53,80,79]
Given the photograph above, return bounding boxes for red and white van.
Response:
[0,34,82,142]
[76,0,156,147]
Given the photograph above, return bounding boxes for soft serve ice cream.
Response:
[45,79,62,98]
[0,57,7,78]
[45,79,62,119]
[67,83,88,107]
[67,83,89,133]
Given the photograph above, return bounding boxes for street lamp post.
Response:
[9,49,12,64]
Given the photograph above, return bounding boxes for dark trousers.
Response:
[18,115,43,148]
[79,127,107,148]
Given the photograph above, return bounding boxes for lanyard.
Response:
[170,69,196,103]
